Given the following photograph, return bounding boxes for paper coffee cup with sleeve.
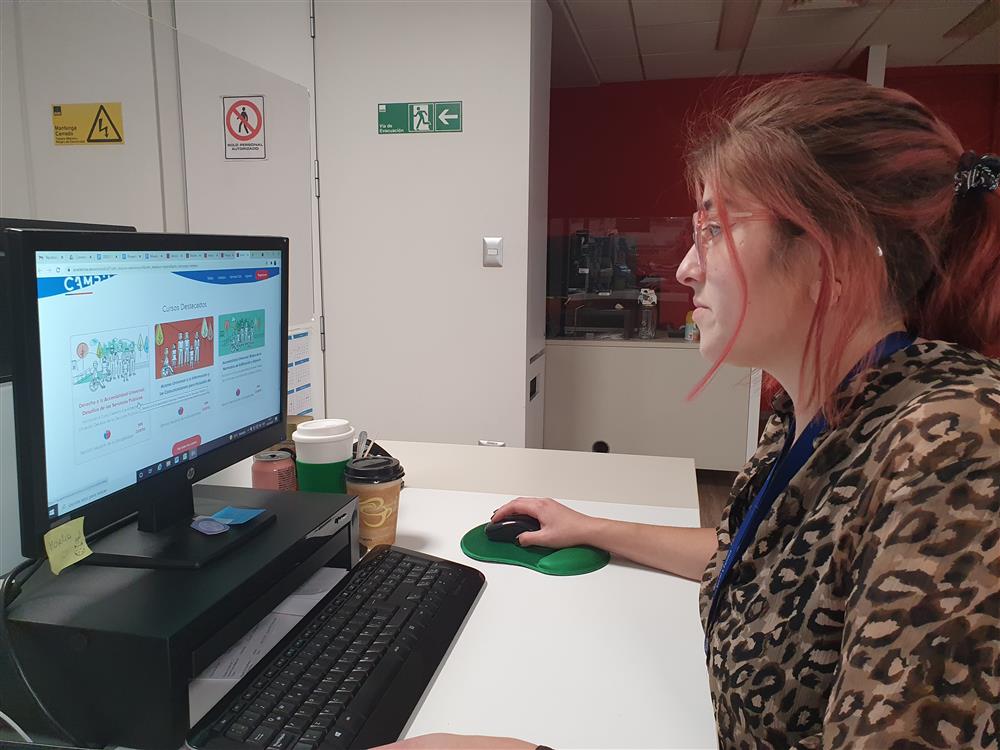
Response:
[291,418,354,494]
[344,456,405,549]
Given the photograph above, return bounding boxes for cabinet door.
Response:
[543,343,756,471]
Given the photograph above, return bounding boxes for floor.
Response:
[696,469,737,529]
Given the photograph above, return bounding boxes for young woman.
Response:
[378,76,1000,750]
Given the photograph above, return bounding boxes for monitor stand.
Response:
[83,484,276,569]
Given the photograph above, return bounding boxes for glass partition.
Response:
[0,0,318,574]
[0,0,315,324]
[546,216,696,341]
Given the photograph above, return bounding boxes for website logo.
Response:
[37,274,116,299]
[64,274,114,292]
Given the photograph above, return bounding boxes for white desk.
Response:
[203,441,699,511]
[392,487,717,749]
[195,443,716,748]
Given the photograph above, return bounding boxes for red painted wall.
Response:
[547,66,1000,374]
[548,66,1000,220]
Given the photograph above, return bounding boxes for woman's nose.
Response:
[676,242,703,288]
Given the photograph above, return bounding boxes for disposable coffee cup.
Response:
[345,456,405,549]
[292,418,354,494]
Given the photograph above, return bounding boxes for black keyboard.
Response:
[186,546,485,750]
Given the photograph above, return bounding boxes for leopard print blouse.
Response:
[700,340,999,749]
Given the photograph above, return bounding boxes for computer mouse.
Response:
[483,514,541,544]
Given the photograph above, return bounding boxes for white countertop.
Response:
[547,337,701,350]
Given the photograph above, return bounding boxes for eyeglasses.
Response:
[691,209,771,269]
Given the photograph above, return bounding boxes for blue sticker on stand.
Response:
[210,506,266,525]
[191,517,230,535]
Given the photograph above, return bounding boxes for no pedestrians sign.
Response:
[224,96,265,159]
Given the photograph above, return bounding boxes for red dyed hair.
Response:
[685,75,1000,424]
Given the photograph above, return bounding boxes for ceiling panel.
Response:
[861,2,985,45]
[885,34,971,64]
[740,41,851,73]
[879,0,982,12]
[942,25,1000,64]
[756,0,891,18]
[632,0,723,26]
[638,20,718,55]
[748,7,883,48]
[579,23,639,58]
[550,0,601,87]
[593,54,645,82]
[565,0,633,31]
[643,49,742,79]
[882,39,965,66]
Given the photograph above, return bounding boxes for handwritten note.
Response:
[43,517,93,575]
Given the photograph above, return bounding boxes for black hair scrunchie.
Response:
[955,151,1000,198]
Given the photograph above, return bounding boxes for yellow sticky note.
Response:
[43,517,93,575]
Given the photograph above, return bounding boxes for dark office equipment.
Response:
[566,230,592,294]
[547,230,640,339]
[563,290,640,339]
[484,514,541,543]
[187,545,485,750]
[1,228,486,750]
[3,230,288,567]
[3,488,360,750]
[0,218,136,383]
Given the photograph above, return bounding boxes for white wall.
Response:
[314,0,551,447]
[524,0,551,449]
[1,0,33,219]
[0,383,22,570]
[6,0,167,229]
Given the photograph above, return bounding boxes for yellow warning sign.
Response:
[52,102,124,145]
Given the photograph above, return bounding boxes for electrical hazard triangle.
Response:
[86,104,123,143]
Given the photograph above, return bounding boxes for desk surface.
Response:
[195,446,715,748]
[376,440,698,510]
[394,487,717,749]
[202,441,698,510]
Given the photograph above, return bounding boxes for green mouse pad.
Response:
[460,524,610,576]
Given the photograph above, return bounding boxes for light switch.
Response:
[483,236,502,267]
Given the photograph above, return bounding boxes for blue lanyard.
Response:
[704,332,915,654]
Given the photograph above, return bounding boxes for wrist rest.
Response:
[460,524,610,576]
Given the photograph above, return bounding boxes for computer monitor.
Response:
[0,218,136,383]
[4,229,289,567]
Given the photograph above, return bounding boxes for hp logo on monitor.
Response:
[187,467,196,480]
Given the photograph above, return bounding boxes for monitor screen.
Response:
[0,218,136,383]
[34,247,283,522]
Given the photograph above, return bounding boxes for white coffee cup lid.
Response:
[292,418,354,443]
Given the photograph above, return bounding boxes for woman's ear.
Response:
[803,242,842,307]
[809,276,844,306]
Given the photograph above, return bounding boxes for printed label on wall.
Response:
[52,103,124,145]
[223,96,266,159]
[378,101,462,134]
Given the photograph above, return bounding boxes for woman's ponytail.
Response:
[911,153,1000,356]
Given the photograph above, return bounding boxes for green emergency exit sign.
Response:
[378,101,462,134]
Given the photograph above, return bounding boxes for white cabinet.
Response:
[544,339,760,471]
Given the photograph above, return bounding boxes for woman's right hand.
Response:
[491,496,600,549]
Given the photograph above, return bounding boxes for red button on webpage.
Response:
[255,270,268,280]
[172,436,202,456]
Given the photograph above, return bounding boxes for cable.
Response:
[0,707,33,742]
[0,559,82,746]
